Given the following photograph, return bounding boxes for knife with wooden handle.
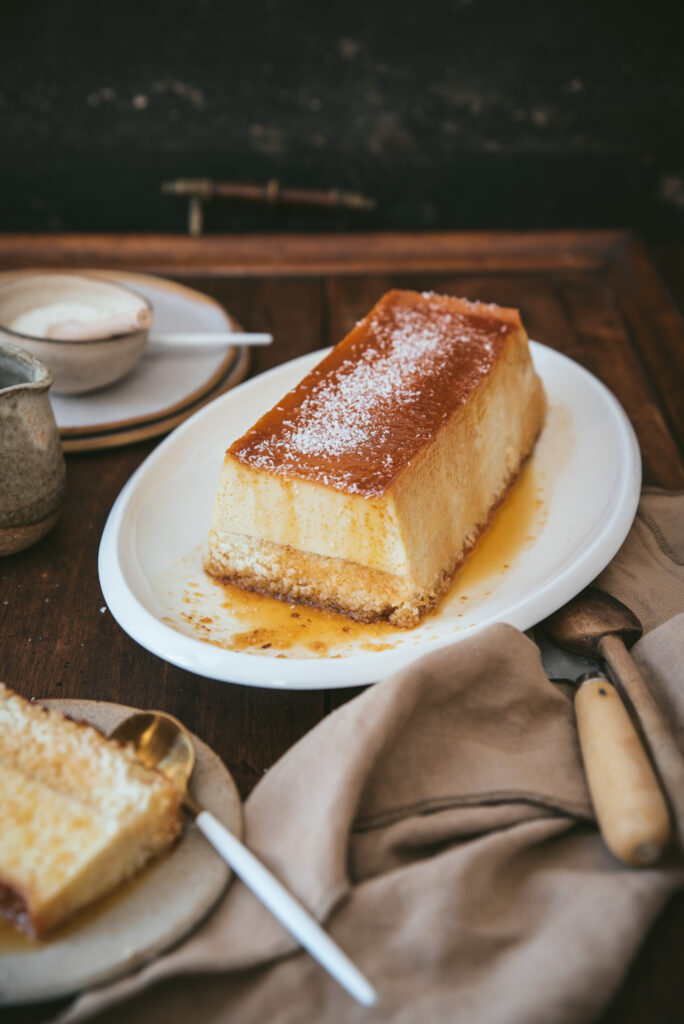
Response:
[534,628,671,867]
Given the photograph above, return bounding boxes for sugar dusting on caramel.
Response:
[230,290,516,496]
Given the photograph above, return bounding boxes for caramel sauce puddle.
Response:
[0,857,162,954]
[176,456,547,657]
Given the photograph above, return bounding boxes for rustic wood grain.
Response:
[608,237,684,451]
[555,271,684,488]
[653,245,684,317]
[0,230,626,275]
[0,231,682,1024]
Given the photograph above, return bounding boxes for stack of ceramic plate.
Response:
[4,270,251,451]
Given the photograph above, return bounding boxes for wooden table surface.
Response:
[1,231,683,1023]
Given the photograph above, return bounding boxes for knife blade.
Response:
[534,625,601,683]
[532,625,670,866]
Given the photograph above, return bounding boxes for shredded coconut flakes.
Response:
[238,299,510,494]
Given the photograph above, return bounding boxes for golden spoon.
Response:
[111,711,376,1007]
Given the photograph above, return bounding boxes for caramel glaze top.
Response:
[229,289,521,497]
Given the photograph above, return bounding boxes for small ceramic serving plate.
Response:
[0,699,241,1006]
[0,273,153,394]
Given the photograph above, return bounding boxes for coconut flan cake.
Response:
[206,289,546,627]
[0,684,184,939]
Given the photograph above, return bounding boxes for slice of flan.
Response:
[206,289,546,627]
[0,684,184,939]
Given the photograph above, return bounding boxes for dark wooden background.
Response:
[2,0,683,238]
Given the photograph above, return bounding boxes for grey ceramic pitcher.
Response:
[0,341,65,555]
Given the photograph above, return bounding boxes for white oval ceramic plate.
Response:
[98,343,641,689]
[0,699,240,1006]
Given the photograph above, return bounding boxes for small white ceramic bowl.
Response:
[0,273,153,394]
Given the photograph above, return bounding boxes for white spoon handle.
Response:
[148,332,272,348]
[195,810,376,1007]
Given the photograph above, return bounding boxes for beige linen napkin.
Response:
[54,489,684,1024]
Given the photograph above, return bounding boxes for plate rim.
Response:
[0,697,240,1006]
[98,341,641,689]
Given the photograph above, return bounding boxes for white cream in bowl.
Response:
[0,273,154,394]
